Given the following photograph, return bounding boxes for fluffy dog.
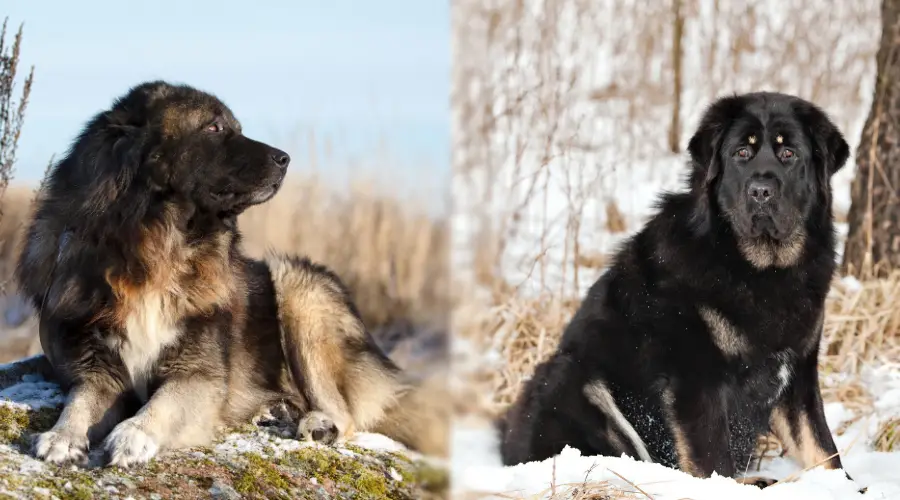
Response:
[16,81,447,467]
[499,92,851,483]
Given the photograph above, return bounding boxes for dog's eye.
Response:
[736,148,751,159]
[780,149,795,160]
[206,121,224,133]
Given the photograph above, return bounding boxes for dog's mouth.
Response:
[738,206,803,243]
[749,214,783,239]
[212,181,282,208]
[247,182,281,204]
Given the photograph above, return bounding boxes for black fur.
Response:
[499,92,850,481]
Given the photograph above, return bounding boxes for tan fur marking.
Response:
[104,205,236,398]
[770,407,833,469]
[661,388,700,476]
[738,227,806,269]
[698,306,750,357]
[801,311,825,357]
[583,380,652,462]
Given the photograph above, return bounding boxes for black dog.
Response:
[499,92,850,483]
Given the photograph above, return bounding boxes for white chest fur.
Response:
[111,289,181,402]
[772,362,792,402]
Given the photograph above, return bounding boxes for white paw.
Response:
[33,431,89,464]
[103,420,159,467]
[297,411,340,445]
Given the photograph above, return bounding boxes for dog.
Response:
[498,92,851,484]
[15,81,447,467]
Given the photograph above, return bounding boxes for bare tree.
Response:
[843,0,900,275]
[668,0,684,154]
[0,17,34,212]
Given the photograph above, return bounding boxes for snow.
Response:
[452,364,900,499]
[0,374,65,410]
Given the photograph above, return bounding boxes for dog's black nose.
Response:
[747,179,777,204]
[270,149,290,169]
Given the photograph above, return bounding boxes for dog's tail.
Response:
[266,253,449,457]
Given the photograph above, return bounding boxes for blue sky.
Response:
[3,1,449,207]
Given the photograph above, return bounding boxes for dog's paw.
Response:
[33,430,89,465]
[297,411,339,445]
[103,420,159,468]
[736,476,778,489]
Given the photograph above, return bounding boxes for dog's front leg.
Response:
[661,383,735,478]
[34,320,131,465]
[770,351,843,472]
[103,375,225,467]
[34,373,130,465]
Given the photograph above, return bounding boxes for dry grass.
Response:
[0,175,449,368]
[821,270,900,374]
[0,185,32,291]
[873,418,900,452]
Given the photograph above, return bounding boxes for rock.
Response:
[0,355,449,499]
[208,479,241,500]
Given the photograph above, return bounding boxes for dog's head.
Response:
[686,92,848,260]
[66,81,290,221]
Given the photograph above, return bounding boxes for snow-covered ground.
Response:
[453,364,900,499]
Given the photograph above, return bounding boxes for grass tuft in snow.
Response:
[874,419,900,452]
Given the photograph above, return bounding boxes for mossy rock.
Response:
[0,355,449,499]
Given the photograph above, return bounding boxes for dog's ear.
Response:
[796,102,850,177]
[687,123,724,187]
[686,95,742,235]
[795,101,849,207]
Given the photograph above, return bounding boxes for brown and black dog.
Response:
[16,81,447,467]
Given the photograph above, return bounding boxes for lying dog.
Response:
[16,81,447,467]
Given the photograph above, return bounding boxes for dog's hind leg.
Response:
[661,382,735,478]
[583,380,653,463]
[267,254,448,454]
[267,255,381,444]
